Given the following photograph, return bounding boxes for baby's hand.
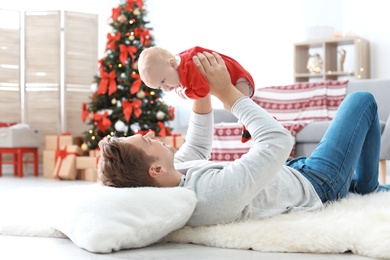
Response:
[175,86,190,100]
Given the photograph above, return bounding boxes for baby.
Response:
[138,46,255,142]
[138,46,255,99]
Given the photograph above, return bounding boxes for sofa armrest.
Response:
[380,115,390,160]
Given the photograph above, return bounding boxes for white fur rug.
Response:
[1,186,390,259]
[165,192,390,259]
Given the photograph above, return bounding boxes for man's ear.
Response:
[168,58,178,69]
[148,164,165,179]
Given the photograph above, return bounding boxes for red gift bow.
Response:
[130,73,142,94]
[54,145,79,179]
[94,111,112,133]
[134,28,151,46]
[119,44,137,65]
[126,0,144,11]
[98,70,117,96]
[81,103,89,122]
[171,133,182,148]
[106,32,121,50]
[122,99,142,122]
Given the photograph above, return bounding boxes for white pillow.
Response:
[53,184,196,253]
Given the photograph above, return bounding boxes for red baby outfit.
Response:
[177,46,255,142]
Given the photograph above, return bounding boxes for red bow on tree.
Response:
[94,111,112,133]
[111,6,121,20]
[126,0,143,10]
[134,28,151,45]
[122,99,142,122]
[98,70,117,96]
[98,59,105,70]
[130,73,142,94]
[81,103,89,122]
[119,44,137,65]
[106,32,121,50]
[168,106,175,120]
[157,121,166,137]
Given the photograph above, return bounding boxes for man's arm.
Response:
[192,95,212,114]
[174,95,213,163]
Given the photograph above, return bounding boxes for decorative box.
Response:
[76,156,98,170]
[0,125,40,148]
[43,150,56,178]
[159,134,185,151]
[52,145,82,180]
[89,149,100,157]
[79,168,98,182]
[45,134,79,151]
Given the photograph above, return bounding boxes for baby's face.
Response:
[142,61,181,92]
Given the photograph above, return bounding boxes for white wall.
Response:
[2,0,389,82]
[144,0,390,133]
[2,0,390,133]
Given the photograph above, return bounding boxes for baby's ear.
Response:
[168,58,178,69]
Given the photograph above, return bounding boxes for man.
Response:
[98,51,389,227]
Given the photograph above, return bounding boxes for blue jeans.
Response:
[286,92,390,203]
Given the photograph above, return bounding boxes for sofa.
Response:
[213,79,390,183]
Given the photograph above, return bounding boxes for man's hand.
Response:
[192,51,244,110]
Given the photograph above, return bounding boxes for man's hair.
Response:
[97,137,157,188]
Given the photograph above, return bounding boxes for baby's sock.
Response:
[241,125,251,143]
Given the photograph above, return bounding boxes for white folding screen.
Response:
[0,9,98,152]
[0,9,21,124]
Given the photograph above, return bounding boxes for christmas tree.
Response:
[81,0,175,151]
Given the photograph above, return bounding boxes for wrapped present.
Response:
[79,168,98,182]
[159,134,185,151]
[53,145,82,180]
[89,148,100,157]
[0,124,40,148]
[45,133,78,151]
[43,150,56,178]
[76,156,98,169]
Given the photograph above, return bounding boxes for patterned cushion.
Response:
[211,80,348,161]
[252,80,348,121]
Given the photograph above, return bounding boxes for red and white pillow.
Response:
[211,80,348,161]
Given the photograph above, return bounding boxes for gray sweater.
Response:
[174,97,323,227]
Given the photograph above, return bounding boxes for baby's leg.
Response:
[235,77,254,97]
[235,77,254,142]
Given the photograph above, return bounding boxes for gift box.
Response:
[76,156,98,169]
[45,134,78,151]
[52,145,82,180]
[0,125,40,148]
[43,150,56,178]
[159,134,185,151]
[78,168,98,182]
[89,149,100,157]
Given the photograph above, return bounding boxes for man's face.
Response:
[123,131,175,161]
